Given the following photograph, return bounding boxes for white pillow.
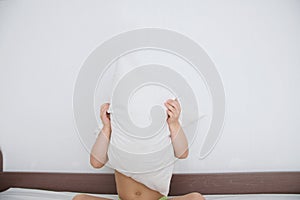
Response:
[106,50,202,196]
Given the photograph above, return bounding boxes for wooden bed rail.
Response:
[1,149,300,195]
[0,148,2,173]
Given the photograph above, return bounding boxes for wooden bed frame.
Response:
[0,150,299,195]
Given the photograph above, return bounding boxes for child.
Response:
[73,99,205,200]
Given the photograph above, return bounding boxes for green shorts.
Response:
[118,195,167,200]
[159,196,168,200]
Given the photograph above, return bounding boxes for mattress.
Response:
[0,188,299,200]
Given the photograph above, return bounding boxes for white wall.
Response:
[0,0,300,173]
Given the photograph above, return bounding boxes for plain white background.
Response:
[0,0,300,173]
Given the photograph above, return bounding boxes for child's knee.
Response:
[72,194,86,200]
[187,192,205,200]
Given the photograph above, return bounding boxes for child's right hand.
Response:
[100,103,111,130]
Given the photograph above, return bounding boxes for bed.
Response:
[0,150,299,199]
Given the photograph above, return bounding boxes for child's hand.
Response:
[164,98,181,135]
[100,103,111,131]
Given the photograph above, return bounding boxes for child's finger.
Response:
[104,103,110,110]
[166,100,178,110]
[167,100,180,111]
[167,108,180,119]
[173,100,181,111]
[164,102,176,112]
[167,110,173,118]
[165,102,180,116]
[100,103,109,111]
[101,105,110,117]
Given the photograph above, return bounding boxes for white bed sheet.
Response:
[0,188,299,200]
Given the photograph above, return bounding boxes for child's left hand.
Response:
[164,98,181,134]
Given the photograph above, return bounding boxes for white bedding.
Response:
[0,188,299,200]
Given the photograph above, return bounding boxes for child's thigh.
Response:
[169,192,205,200]
[73,194,113,200]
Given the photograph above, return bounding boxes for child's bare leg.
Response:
[72,194,112,200]
[169,192,205,200]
